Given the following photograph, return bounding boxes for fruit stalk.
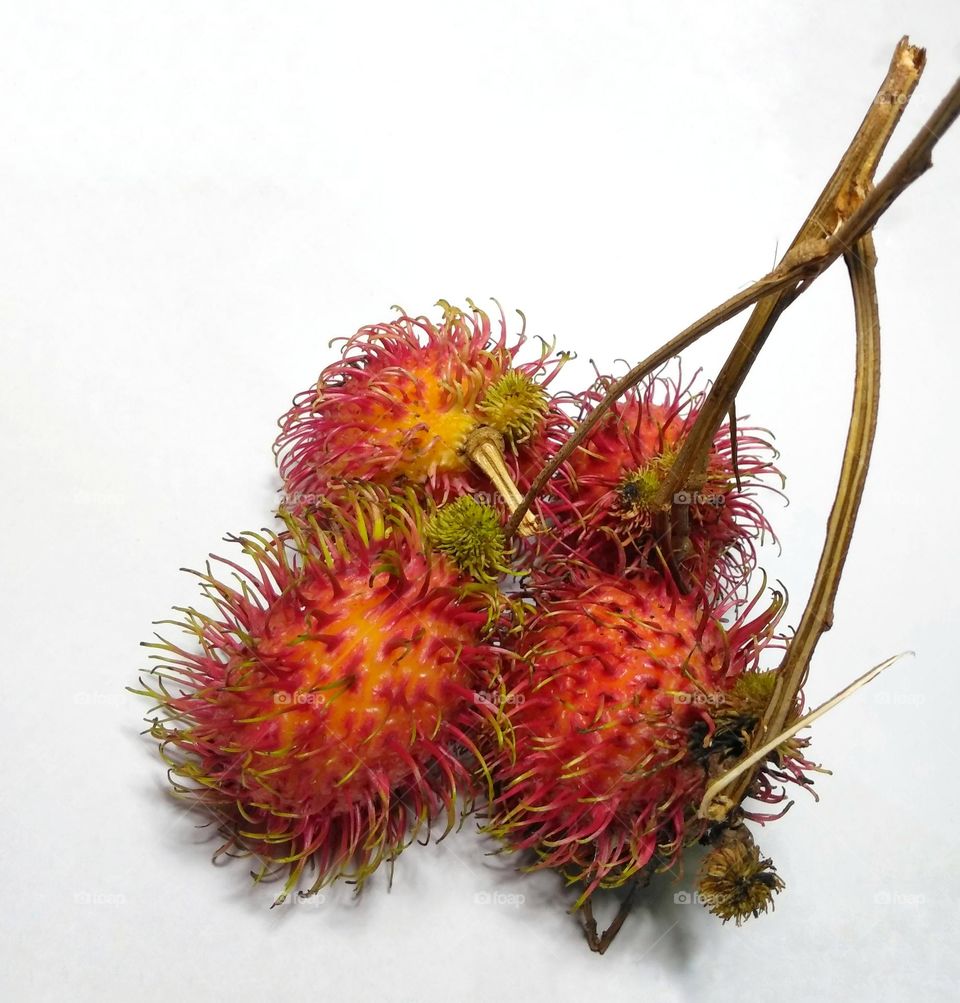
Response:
[506,39,960,541]
[464,426,541,537]
[707,230,884,816]
[651,38,924,512]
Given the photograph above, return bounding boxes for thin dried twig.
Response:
[705,229,885,817]
[776,233,883,718]
[581,883,639,954]
[699,651,911,819]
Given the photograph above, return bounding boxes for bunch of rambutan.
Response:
[136,298,813,933]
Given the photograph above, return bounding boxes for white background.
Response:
[2,2,959,1001]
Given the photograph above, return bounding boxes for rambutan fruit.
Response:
[543,366,781,599]
[275,300,570,534]
[135,491,506,902]
[482,567,785,905]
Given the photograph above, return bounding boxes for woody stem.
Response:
[506,40,960,541]
[465,427,541,537]
[650,38,924,512]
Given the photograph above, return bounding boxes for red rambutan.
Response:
[543,366,781,599]
[482,567,787,904]
[136,491,505,902]
[274,300,570,532]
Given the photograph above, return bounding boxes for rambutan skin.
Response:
[542,366,781,599]
[137,494,504,900]
[274,300,571,510]
[483,569,780,900]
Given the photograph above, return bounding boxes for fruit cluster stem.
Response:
[581,883,639,955]
[464,426,541,537]
[506,39,960,542]
[704,229,887,817]
[650,38,925,512]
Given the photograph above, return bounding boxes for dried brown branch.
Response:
[710,65,960,813]
[504,267,808,537]
[699,650,910,819]
[506,39,960,541]
[710,230,884,816]
[502,38,960,948]
[581,883,639,954]
[651,38,925,511]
